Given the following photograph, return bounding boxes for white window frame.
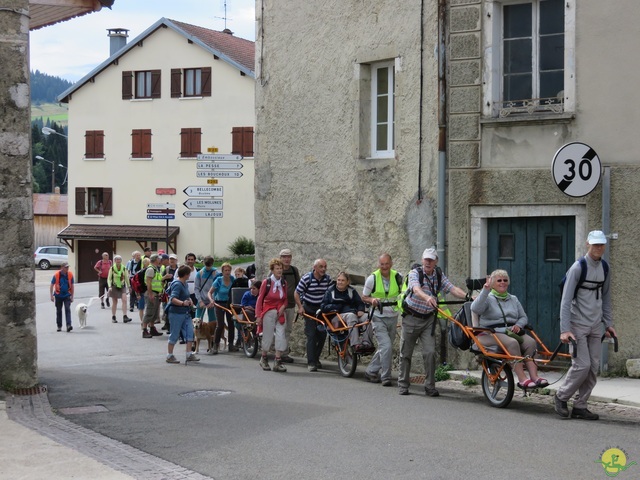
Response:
[482,0,575,118]
[370,61,395,158]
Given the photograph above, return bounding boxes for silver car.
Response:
[34,245,69,270]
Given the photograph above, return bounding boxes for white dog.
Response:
[76,303,88,328]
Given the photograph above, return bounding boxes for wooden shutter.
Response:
[231,126,254,157]
[122,71,132,99]
[75,187,86,215]
[171,68,182,97]
[131,130,142,157]
[142,129,152,158]
[151,70,161,98]
[180,128,202,157]
[85,130,105,158]
[201,67,211,96]
[102,188,113,215]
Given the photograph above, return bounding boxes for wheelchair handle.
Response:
[601,332,619,352]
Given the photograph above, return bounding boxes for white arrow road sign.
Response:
[196,171,243,178]
[196,162,243,170]
[183,186,224,197]
[183,199,223,210]
[196,154,243,161]
[183,211,223,218]
[147,202,175,209]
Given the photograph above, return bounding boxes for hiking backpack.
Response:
[559,256,609,300]
[447,302,472,351]
[397,266,442,315]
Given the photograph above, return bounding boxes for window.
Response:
[131,129,152,159]
[545,234,562,262]
[171,67,211,98]
[371,61,395,158]
[180,128,202,158]
[85,130,104,159]
[231,126,254,158]
[498,234,515,260]
[122,70,160,99]
[484,0,573,117]
[75,187,112,215]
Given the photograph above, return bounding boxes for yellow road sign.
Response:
[207,179,219,184]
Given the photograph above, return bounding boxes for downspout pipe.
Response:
[600,166,611,372]
[417,0,425,203]
[437,0,447,269]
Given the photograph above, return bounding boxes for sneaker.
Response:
[273,360,287,372]
[554,394,569,418]
[57,327,62,332]
[364,371,381,383]
[398,387,410,396]
[123,315,132,323]
[66,325,73,332]
[105,298,110,307]
[186,353,201,363]
[381,379,393,387]
[571,408,599,420]
[308,364,318,372]
[259,356,271,371]
[425,387,440,397]
[166,355,180,364]
[142,329,152,339]
[161,323,169,331]
[101,303,105,309]
[112,316,118,323]
[281,355,294,363]
[129,307,134,312]
[150,327,163,336]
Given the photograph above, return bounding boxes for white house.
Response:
[58,17,255,282]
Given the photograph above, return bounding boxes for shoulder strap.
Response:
[435,266,442,292]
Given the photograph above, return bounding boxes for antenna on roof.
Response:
[214,0,233,33]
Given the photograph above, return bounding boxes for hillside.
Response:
[31,102,68,128]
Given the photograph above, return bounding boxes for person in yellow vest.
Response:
[142,254,164,338]
[107,255,132,324]
[361,253,402,386]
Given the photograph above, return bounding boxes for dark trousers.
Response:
[215,301,234,346]
[55,296,72,328]
[98,277,109,302]
[304,304,326,366]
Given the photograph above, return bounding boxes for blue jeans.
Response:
[55,296,72,328]
[168,310,194,345]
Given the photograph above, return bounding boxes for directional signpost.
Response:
[184,211,223,218]
[196,171,243,178]
[196,154,243,161]
[146,202,175,220]
[183,186,224,197]
[196,162,243,170]
[183,198,223,210]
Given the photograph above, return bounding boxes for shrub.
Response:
[461,375,478,387]
[229,236,255,256]
[435,363,452,382]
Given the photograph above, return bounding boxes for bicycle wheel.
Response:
[481,360,514,408]
[337,343,358,377]
[243,329,259,358]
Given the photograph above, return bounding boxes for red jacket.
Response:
[255,277,287,319]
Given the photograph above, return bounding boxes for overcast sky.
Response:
[30,0,256,82]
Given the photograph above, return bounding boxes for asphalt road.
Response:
[35,271,639,479]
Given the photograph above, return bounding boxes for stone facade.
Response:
[0,0,38,389]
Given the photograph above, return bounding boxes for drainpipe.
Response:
[417,0,425,203]
[600,166,611,373]
[436,0,447,270]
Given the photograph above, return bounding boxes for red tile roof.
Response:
[33,193,68,216]
[168,19,255,73]
[58,224,179,241]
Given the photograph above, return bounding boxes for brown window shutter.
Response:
[193,128,202,156]
[232,126,254,157]
[85,131,95,158]
[142,129,152,158]
[122,71,132,99]
[96,130,105,158]
[151,70,161,98]
[75,187,86,215]
[102,188,113,215]
[180,128,190,157]
[231,127,241,155]
[201,67,212,96]
[131,130,141,157]
[171,69,182,98]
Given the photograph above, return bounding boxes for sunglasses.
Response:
[495,279,509,283]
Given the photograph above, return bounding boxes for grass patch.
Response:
[461,374,478,387]
[435,363,453,382]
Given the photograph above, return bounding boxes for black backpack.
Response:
[447,301,472,351]
[559,256,609,300]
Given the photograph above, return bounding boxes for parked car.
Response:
[34,246,69,270]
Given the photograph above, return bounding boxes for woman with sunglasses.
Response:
[471,269,548,389]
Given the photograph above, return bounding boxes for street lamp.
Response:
[35,155,65,193]
[41,127,68,138]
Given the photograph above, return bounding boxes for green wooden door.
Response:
[487,217,575,348]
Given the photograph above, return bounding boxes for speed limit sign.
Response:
[551,142,602,197]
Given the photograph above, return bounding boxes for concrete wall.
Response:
[67,25,255,269]
[0,0,38,389]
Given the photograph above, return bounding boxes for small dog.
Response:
[76,303,88,328]
[193,317,227,353]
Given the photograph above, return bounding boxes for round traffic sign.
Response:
[551,142,601,197]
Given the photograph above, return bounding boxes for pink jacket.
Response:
[255,277,287,319]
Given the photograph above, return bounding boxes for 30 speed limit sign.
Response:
[551,142,602,197]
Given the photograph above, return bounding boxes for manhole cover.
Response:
[58,405,109,415]
[179,390,232,398]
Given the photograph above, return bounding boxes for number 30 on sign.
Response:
[551,142,602,198]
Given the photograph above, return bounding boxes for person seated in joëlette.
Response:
[471,269,548,389]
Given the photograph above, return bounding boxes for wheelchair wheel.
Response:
[337,343,358,377]
[243,330,259,358]
[481,361,514,408]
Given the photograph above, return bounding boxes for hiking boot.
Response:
[398,387,410,396]
[186,353,201,363]
[166,355,180,364]
[364,371,381,383]
[308,364,318,372]
[123,315,132,323]
[259,356,271,371]
[281,355,294,363]
[381,379,393,387]
[150,327,163,336]
[142,329,152,339]
[66,325,73,332]
[112,316,118,323]
[105,298,110,307]
[273,359,287,372]
[425,387,440,397]
[57,327,62,332]
[571,408,599,420]
[554,394,569,418]
[101,303,105,309]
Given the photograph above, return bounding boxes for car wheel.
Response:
[39,259,51,270]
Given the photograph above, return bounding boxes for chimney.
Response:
[107,28,129,56]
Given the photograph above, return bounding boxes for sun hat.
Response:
[422,247,438,260]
